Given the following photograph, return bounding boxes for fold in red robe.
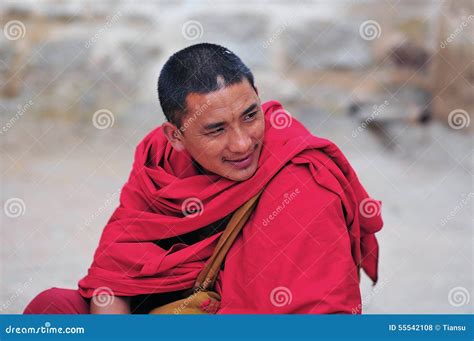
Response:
[78,100,383,313]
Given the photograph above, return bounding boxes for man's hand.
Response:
[90,295,131,314]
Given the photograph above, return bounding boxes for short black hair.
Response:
[157,43,256,127]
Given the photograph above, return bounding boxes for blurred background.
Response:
[1,0,472,314]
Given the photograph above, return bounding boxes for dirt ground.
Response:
[1,108,472,314]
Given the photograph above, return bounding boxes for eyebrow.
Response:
[202,103,259,131]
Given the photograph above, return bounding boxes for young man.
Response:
[24,43,383,314]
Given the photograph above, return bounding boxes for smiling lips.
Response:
[225,150,255,170]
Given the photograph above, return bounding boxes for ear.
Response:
[162,122,186,151]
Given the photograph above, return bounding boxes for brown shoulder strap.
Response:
[194,190,263,291]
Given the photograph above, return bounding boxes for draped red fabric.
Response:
[78,100,383,313]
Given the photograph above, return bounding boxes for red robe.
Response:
[78,100,383,314]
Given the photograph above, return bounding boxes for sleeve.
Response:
[218,162,362,314]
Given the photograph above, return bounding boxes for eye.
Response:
[206,127,224,136]
[243,111,258,122]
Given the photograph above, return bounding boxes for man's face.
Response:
[163,79,265,181]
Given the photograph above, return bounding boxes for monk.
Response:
[24,43,383,314]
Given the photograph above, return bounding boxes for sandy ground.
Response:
[1,108,472,314]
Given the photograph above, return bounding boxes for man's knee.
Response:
[24,288,58,314]
[23,287,89,314]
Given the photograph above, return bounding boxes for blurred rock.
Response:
[285,20,373,70]
[388,41,429,70]
[13,32,162,121]
[191,13,270,69]
[431,0,473,131]
[0,0,470,132]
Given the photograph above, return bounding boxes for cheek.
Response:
[191,139,224,160]
[252,120,265,141]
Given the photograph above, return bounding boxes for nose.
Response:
[227,127,252,154]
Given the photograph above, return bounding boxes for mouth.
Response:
[224,149,256,170]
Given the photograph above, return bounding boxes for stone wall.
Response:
[1,0,472,131]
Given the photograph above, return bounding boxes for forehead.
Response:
[185,79,257,121]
